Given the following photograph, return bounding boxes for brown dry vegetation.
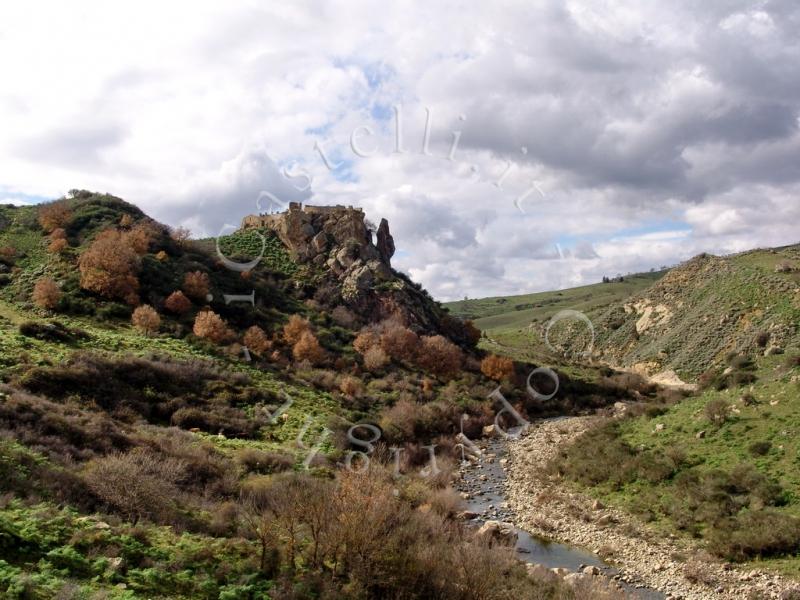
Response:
[182,270,210,301]
[164,290,192,314]
[131,304,161,335]
[193,310,234,344]
[32,277,62,310]
[78,229,141,305]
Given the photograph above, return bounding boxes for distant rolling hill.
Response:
[449,245,800,381]
[445,271,666,363]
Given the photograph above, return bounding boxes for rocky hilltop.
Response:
[241,202,475,346]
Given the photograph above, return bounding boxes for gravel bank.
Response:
[504,417,798,600]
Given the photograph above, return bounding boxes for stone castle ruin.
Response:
[240,202,395,300]
[239,202,473,346]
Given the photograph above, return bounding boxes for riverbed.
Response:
[502,417,795,599]
[456,425,665,599]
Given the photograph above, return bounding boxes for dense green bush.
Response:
[708,510,800,561]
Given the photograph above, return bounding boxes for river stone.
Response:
[476,520,518,546]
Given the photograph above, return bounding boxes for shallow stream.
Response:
[456,429,665,599]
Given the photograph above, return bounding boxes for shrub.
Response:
[236,449,294,475]
[47,237,68,254]
[131,304,161,335]
[193,310,233,344]
[353,329,380,354]
[748,441,772,456]
[78,229,140,305]
[380,322,419,362]
[38,200,72,232]
[416,335,463,378]
[707,510,800,561]
[427,487,464,518]
[0,386,132,461]
[19,321,87,344]
[331,305,358,329]
[480,354,515,381]
[83,449,185,524]
[284,314,312,345]
[171,406,258,437]
[755,331,770,348]
[705,398,730,427]
[32,277,61,310]
[363,345,390,372]
[170,226,192,245]
[292,331,326,365]
[47,228,69,254]
[126,222,158,255]
[462,319,482,346]
[339,375,363,397]
[243,326,272,356]
[182,271,210,301]
[164,290,192,314]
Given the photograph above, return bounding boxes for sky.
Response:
[1,1,799,301]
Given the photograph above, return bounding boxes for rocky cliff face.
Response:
[241,203,476,346]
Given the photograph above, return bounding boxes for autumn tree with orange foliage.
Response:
[182,271,210,301]
[353,329,379,355]
[193,310,233,344]
[244,326,272,356]
[363,345,389,372]
[339,375,363,397]
[78,229,140,305]
[126,222,158,255]
[164,290,192,315]
[131,304,161,335]
[32,277,61,310]
[283,314,312,345]
[480,354,515,381]
[380,322,419,362]
[416,335,463,378]
[38,200,72,232]
[292,331,326,365]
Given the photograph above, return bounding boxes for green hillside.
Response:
[583,246,800,380]
[445,271,665,364]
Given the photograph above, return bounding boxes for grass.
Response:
[446,271,665,325]
[555,349,800,573]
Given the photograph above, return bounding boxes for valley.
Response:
[0,192,798,599]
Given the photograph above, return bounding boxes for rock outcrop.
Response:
[240,203,477,347]
[376,218,395,265]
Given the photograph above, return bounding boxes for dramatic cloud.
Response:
[1,0,798,299]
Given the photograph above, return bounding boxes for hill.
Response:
[445,271,665,364]
[582,246,800,380]
[0,191,636,599]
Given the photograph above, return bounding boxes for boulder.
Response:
[476,520,518,546]
[456,510,478,521]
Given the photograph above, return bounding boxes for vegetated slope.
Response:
[585,247,800,380]
[0,191,630,599]
[553,339,800,577]
[445,271,665,365]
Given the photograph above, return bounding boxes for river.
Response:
[456,427,665,599]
